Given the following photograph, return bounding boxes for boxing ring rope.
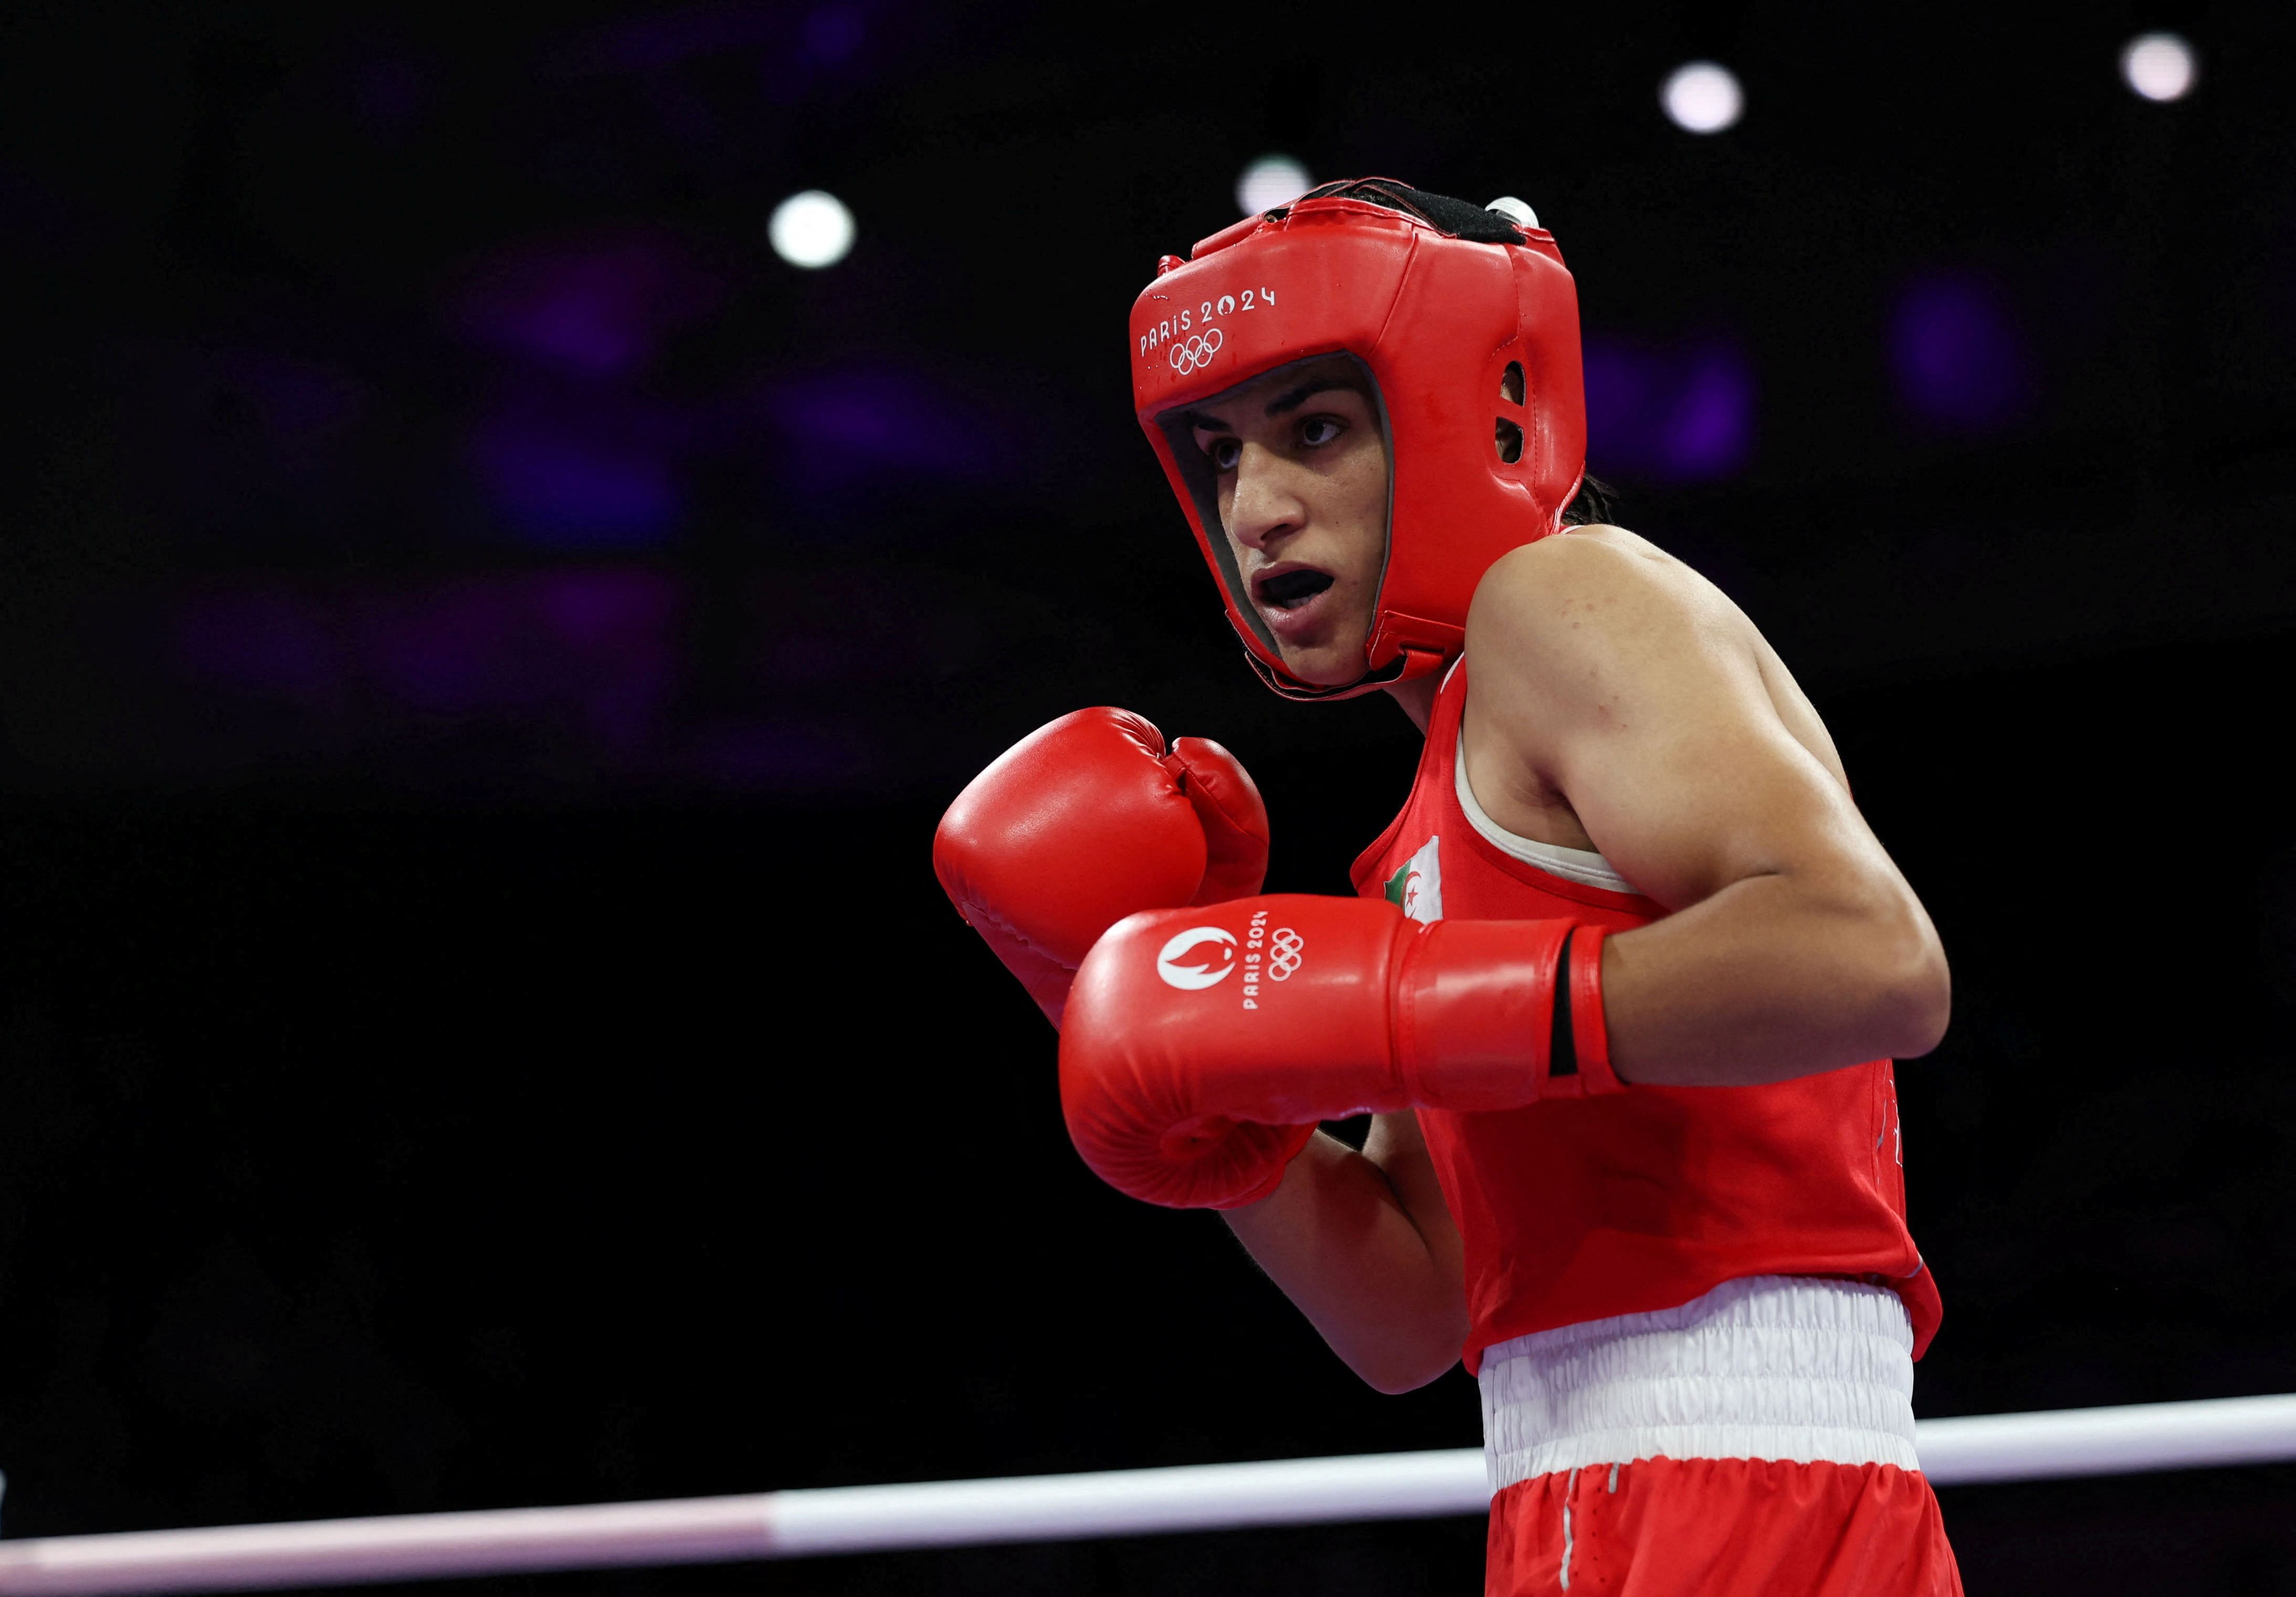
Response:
[1,1394,2290,1596]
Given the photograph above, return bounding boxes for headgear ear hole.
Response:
[1494,418,1525,464]
[1500,362,1525,406]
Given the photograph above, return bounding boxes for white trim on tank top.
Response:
[1452,739,1639,896]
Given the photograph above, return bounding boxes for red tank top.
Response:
[1352,661,1942,1371]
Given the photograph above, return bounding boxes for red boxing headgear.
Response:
[1129,180,1587,700]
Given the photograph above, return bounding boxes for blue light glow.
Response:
[470,418,682,547]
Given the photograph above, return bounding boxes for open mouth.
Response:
[1256,568,1335,611]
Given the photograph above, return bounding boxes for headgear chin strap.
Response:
[1130,179,1588,701]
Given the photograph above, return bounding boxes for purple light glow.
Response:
[763,366,1002,493]
[553,3,786,76]
[802,6,865,62]
[454,235,722,378]
[549,0,871,93]
[175,570,682,760]
[684,717,877,790]
[1889,271,2037,433]
[1582,336,1756,482]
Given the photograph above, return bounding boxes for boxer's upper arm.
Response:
[1465,538,1905,916]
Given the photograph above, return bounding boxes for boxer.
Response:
[936,180,1960,1595]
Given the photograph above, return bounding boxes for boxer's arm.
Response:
[1220,1111,1467,1393]
[1466,533,1950,1086]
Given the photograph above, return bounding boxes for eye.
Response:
[1298,415,1347,448]
[1203,435,1241,472]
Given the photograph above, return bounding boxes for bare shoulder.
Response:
[1467,524,1750,681]
[1467,525,1848,786]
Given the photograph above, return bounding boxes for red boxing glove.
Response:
[1059,896,1621,1210]
[933,708,1270,1026]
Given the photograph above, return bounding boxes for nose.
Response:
[1223,443,1304,552]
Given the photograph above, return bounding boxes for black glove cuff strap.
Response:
[1549,929,1580,1079]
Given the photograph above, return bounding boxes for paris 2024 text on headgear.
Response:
[1129,179,1587,701]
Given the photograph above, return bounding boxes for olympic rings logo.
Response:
[1168,328,1225,374]
[1267,928,1304,981]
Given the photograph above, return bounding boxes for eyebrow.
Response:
[1263,377,1356,417]
[1183,377,1360,435]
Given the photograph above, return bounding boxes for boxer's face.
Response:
[1183,357,1388,687]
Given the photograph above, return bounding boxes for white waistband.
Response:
[1478,1276,1919,1489]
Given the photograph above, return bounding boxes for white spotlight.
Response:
[1661,61,1743,134]
[2121,32,2197,102]
[1236,155,1312,216]
[768,190,855,269]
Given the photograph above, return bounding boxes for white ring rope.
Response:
[0,1394,2289,1595]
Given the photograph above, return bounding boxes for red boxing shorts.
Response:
[1488,1457,1959,1595]
[1478,1277,1962,1596]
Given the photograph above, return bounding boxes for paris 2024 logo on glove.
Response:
[1156,918,1302,1011]
[1156,927,1236,989]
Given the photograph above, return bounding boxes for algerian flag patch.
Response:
[1382,835,1444,924]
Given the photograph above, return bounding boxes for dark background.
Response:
[4,2,2295,1592]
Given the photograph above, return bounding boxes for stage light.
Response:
[2121,32,2197,102]
[769,191,855,269]
[1660,62,1742,134]
[1236,155,1312,216]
